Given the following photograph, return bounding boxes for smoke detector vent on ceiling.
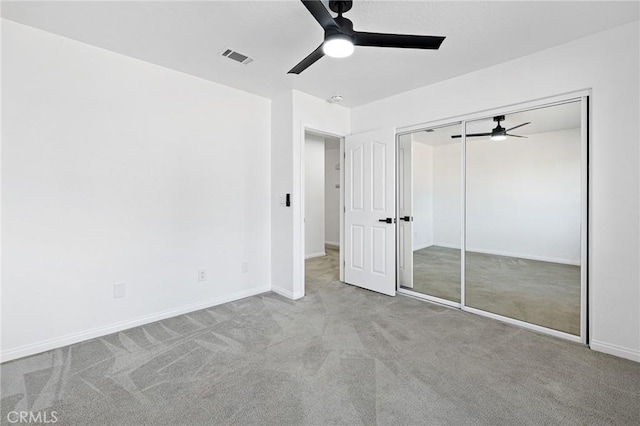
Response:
[221,48,253,65]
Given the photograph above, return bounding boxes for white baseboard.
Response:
[432,242,460,250]
[429,242,580,266]
[590,340,640,362]
[271,285,303,300]
[305,252,326,259]
[325,241,339,248]
[0,285,271,363]
[468,247,581,266]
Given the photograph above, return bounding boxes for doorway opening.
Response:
[303,130,343,292]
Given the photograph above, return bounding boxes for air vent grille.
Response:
[221,48,253,65]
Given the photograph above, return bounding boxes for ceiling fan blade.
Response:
[354,32,445,49]
[506,134,527,138]
[288,44,325,74]
[451,132,492,139]
[506,122,531,132]
[301,0,339,30]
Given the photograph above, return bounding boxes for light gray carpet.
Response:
[1,249,638,425]
[409,246,580,335]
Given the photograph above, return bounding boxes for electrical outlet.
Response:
[114,282,126,299]
[198,268,207,282]
[241,262,249,273]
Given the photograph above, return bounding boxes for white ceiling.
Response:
[413,100,582,145]
[2,1,638,107]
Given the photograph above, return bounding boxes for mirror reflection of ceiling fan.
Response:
[451,116,531,141]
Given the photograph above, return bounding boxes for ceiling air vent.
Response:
[220,48,254,65]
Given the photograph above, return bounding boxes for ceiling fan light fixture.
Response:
[289,0,446,74]
[323,33,354,58]
[490,122,507,141]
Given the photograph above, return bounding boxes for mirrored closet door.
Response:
[464,101,583,335]
[397,123,462,304]
[397,97,586,340]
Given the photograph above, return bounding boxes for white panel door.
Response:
[344,127,396,296]
[397,135,413,288]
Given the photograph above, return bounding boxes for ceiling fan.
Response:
[451,116,531,141]
[288,0,446,74]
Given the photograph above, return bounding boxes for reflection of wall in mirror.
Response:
[450,128,580,265]
[432,142,463,251]
[412,142,434,250]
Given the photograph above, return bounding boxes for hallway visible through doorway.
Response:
[304,130,342,287]
[306,244,340,288]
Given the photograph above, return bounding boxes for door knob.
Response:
[400,216,413,222]
[378,218,394,223]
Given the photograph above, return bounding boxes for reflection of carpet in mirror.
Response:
[408,246,581,336]
[409,246,462,302]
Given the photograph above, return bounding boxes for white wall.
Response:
[270,91,294,299]
[1,20,271,362]
[304,134,325,258]
[351,22,640,362]
[324,142,340,246]
[412,142,434,250]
